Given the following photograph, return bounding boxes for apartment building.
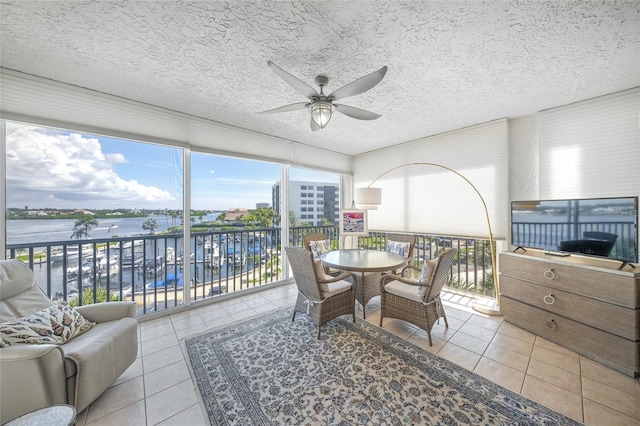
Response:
[272,181,340,226]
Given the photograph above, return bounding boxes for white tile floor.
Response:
[75,284,640,425]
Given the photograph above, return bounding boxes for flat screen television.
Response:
[511,197,638,267]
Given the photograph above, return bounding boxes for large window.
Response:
[2,121,344,316]
[4,122,183,314]
[190,153,282,300]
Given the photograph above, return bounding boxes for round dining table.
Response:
[320,249,406,318]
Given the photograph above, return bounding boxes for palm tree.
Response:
[71,216,99,239]
[243,208,279,228]
[289,210,300,227]
[142,218,159,234]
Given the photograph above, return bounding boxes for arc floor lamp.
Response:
[354,162,501,316]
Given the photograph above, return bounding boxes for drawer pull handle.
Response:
[543,269,555,280]
[545,319,557,330]
[543,294,555,305]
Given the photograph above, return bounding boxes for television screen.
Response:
[511,197,638,264]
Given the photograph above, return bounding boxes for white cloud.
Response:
[6,124,177,209]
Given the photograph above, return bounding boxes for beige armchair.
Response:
[285,246,356,338]
[380,248,457,346]
[0,259,138,424]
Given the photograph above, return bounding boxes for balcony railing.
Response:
[359,232,495,297]
[5,226,493,316]
[5,228,283,316]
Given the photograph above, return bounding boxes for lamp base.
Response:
[472,299,502,316]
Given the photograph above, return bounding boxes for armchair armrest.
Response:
[75,301,136,323]
[381,274,422,286]
[380,274,431,294]
[400,264,421,276]
[1,345,68,424]
[319,271,356,286]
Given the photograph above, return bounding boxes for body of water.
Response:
[6,215,176,245]
[6,214,266,300]
[5,213,223,245]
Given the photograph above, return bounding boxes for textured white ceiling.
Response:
[1,1,638,156]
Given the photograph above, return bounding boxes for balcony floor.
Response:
[75,284,640,425]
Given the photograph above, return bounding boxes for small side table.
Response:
[4,405,76,426]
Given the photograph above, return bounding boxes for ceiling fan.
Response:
[260,61,388,131]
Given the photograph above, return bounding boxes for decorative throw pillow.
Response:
[418,259,437,297]
[309,239,331,259]
[386,240,411,258]
[0,301,95,346]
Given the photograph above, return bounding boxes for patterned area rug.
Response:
[184,309,581,425]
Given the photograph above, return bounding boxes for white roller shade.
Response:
[538,88,640,199]
[353,119,509,240]
[0,70,190,148]
[0,69,351,174]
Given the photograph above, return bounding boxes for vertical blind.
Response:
[352,119,509,240]
[538,88,640,199]
[0,69,352,175]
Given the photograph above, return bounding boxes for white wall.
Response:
[508,115,539,202]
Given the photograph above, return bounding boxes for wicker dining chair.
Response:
[359,233,416,314]
[379,248,457,346]
[285,246,357,338]
[303,233,342,276]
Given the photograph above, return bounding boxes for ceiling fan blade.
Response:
[259,102,308,114]
[334,104,382,120]
[268,61,319,100]
[310,119,321,131]
[328,66,388,101]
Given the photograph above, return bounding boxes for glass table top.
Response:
[320,249,406,272]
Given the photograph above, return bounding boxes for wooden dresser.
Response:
[499,251,640,377]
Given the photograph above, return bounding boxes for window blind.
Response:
[0,69,351,174]
[538,88,640,199]
[352,119,509,240]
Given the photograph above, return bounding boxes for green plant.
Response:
[142,218,159,234]
[69,287,120,307]
[71,215,99,239]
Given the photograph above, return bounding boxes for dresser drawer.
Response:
[499,253,639,308]
[501,276,639,340]
[502,297,639,377]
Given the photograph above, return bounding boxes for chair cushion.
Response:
[313,259,332,292]
[0,301,95,346]
[320,279,352,299]
[384,280,423,302]
[308,239,331,259]
[386,240,411,258]
[418,259,437,297]
[0,260,36,300]
[0,261,53,323]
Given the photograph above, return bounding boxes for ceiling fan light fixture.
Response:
[310,101,333,129]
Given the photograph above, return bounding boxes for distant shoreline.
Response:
[6,214,147,220]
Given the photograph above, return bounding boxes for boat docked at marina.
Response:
[50,244,94,262]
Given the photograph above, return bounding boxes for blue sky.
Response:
[6,123,338,211]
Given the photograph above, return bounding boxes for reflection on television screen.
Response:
[511,197,638,265]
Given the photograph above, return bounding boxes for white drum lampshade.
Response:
[355,187,382,210]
